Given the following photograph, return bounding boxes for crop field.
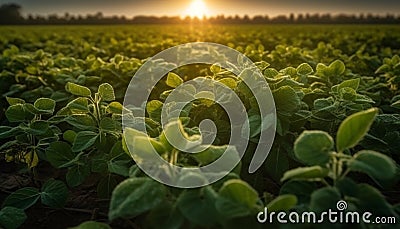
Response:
[0,25,400,228]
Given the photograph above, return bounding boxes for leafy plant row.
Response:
[0,25,399,228]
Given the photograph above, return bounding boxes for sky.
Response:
[1,0,400,17]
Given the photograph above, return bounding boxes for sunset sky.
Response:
[2,0,400,17]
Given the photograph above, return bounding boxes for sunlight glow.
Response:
[185,0,209,19]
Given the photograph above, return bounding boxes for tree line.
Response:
[1,3,399,25]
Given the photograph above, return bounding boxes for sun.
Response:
[185,0,209,19]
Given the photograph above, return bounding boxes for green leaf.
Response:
[97,175,118,198]
[280,181,317,204]
[65,114,97,130]
[294,130,333,165]
[66,97,89,113]
[109,177,165,221]
[41,179,68,208]
[355,184,396,216]
[100,117,118,131]
[166,72,183,88]
[336,108,378,152]
[146,201,184,229]
[0,126,21,139]
[146,100,163,120]
[34,98,56,114]
[72,131,99,152]
[338,78,360,91]
[5,104,26,122]
[98,83,115,101]
[192,145,226,165]
[328,60,345,76]
[46,141,75,168]
[296,63,313,75]
[210,64,221,74]
[391,99,400,109]
[106,101,123,114]
[108,160,130,177]
[178,188,219,225]
[66,164,90,187]
[348,150,396,181]
[23,103,42,115]
[264,68,279,78]
[70,221,111,229]
[6,97,25,106]
[281,166,329,182]
[219,179,258,209]
[273,86,301,114]
[264,146,289,181]
[310,187,341,213]
[266,194,297,212]
[65,82,91,97]
[218,78,237,89]
[2,187,40,210]
[63,130,77,144]
[0,207,27,229]
[28,120,49,135]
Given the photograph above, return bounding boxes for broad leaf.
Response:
[66,164,90,187]
[294,130,333,165]
[41,179,68,208]
[97,175,118,198]
[146,100,163,120]
[109,177,165,221]
[5,104,26,122]
[28,120,49,135]
[266,194,297,211]
[338,78,360,91]
[46,141,75,168]
[65,82,91,97]
[34,98,56,114]
[273,86,301,114]
[146,201,184,229]
[67,97,89,113]
[106,101,123,114]
[6,97,25,106]
[70,221,111,229]
[336,108,378,152]
[296,63,313,75]
[0,207,27,229]
[348,150,396,181]
[178,188,219,225]
[281,166,329,182]
[310,187,341,213]
[2,187,40,210]
[72,131,99,152]
[328,60,345,76]
[63,130,76,144]
[98,83,115,101]
[166,72,183,88]
[219,179,258,209]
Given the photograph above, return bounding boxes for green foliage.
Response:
[2,179,67,210]
[336,108,378,152]
[109,177,166,220]
[294,131,333,165]
[283,109,398,218]
[70,221,111,229]
[0,25,399,228]
[0,207,27,229]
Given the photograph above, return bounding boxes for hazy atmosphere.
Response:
[2,0,400,17]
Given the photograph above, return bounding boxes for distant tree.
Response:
[0,3,23,24]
